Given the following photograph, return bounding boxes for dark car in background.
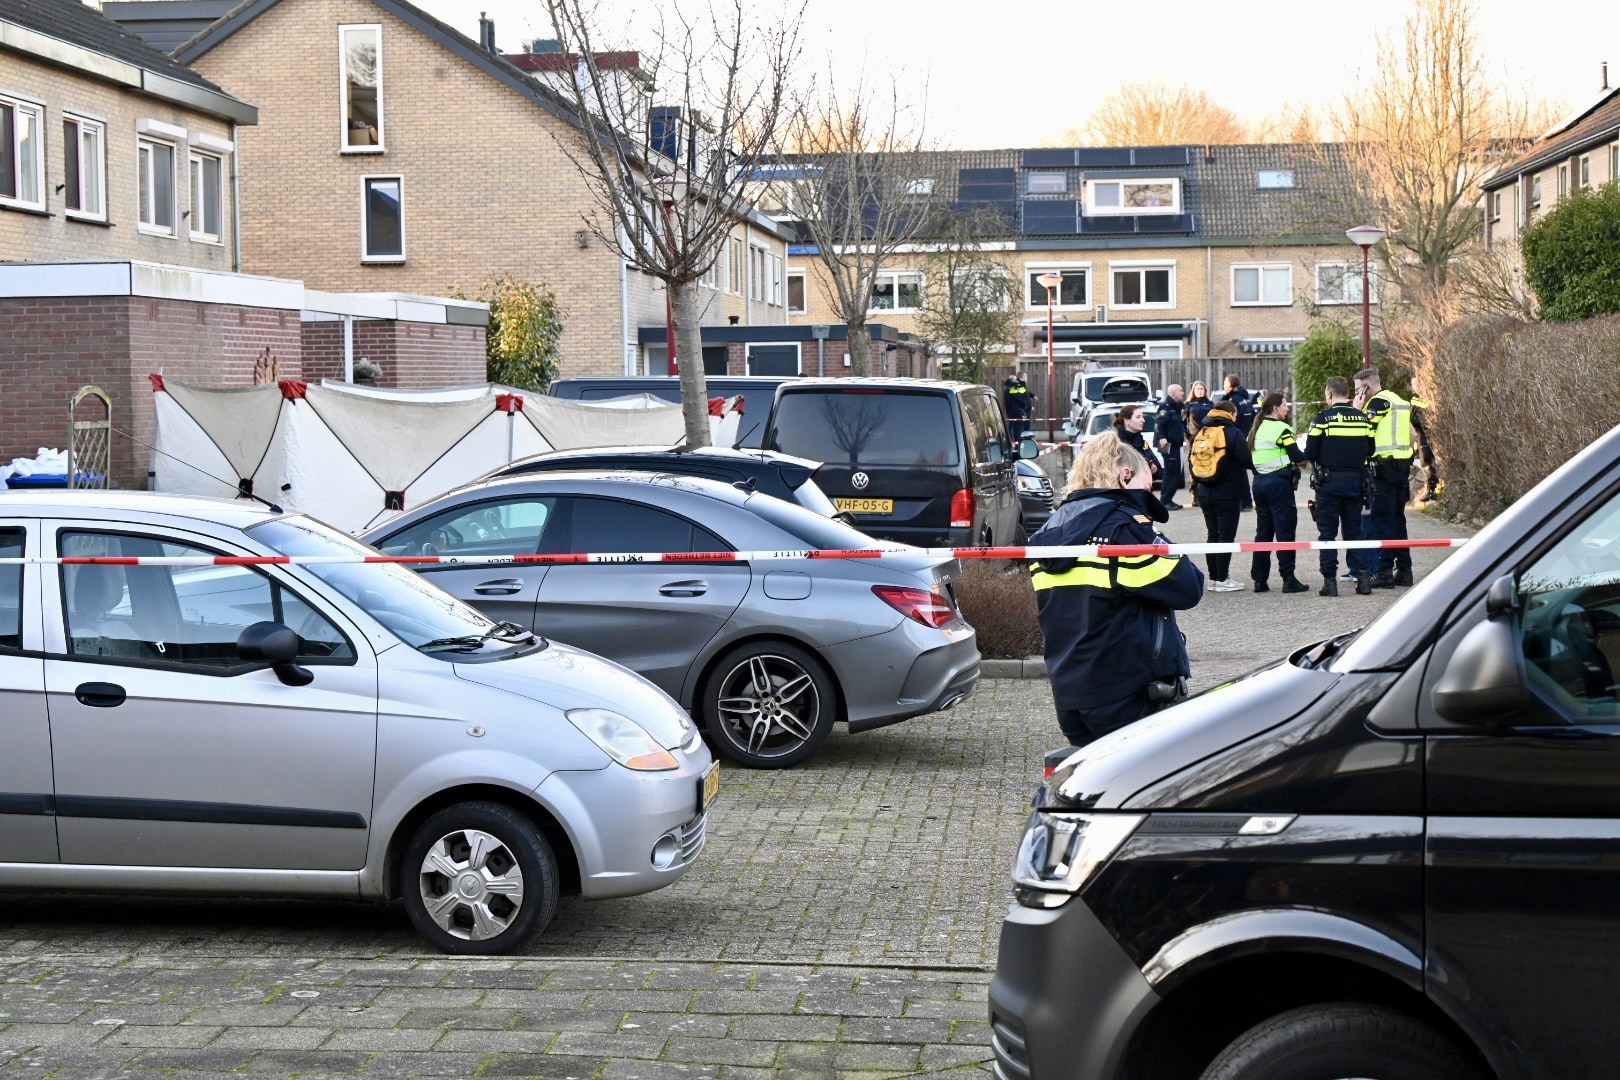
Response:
[1016,459,1057,537]
[762,379,1024,547]
[547,377,797,448]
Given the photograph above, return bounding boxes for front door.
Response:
[534,496,750,697]
[1424,485,1620,1076]
[0,520,56,862]
[43,525,377,871]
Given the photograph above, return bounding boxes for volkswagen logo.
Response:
[851,472,870,490]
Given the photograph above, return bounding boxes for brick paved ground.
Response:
[0,510,1467,1078]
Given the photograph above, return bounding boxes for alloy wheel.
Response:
[417,828,525,942]
[715,653,822,762]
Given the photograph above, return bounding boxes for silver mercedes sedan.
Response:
[0,492,715,955]
[364,472,982,769]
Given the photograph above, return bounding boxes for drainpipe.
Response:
[230,121,241,273]
[1204,245,1213,357]
[620,249,632,374]
[343,314,354,382]
[743,221,751,326]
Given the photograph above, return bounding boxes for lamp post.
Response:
[656,177,689,376]
[1345,225,1385,369]
[1037,271,1062,436]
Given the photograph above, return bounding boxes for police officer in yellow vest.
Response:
[1354,368,1414,588]
[1247,392,1310,593]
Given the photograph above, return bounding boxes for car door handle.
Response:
[74,682,126,708]
[474,578,526,595]
[659,579,708,597]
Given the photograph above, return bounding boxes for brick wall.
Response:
[300,321,486,387]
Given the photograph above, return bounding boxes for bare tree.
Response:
[1065,81,1246,147]
[542,0,801,446]
[914,209,1018,384]
[767,74,942,376]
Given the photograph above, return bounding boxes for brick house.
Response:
[1481,83,1620,252]
[169,0,792,379]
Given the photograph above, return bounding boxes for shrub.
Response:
[460,276,566,392]
[1521,182,1620,321]
[1290,321,1409,426]
[955,560,1045,660]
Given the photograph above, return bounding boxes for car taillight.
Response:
[872,585,956,628]
[950,488,974,529]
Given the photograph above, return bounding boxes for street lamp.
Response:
[1037,271,1062,436]
[655,176,689,376]
[1345,225,1385,369]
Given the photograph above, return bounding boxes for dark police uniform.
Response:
[1362,388,1415,584]
[1003,375,1033,440]
[1156,396,1188,507]
[1029,488,1204,746]
[1301,403,1374,592]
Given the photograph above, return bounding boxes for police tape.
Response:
[0,538,1468,567]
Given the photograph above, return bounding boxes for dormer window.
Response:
[1084,178,1179,216]
[1257,170,1294,189]
[1027,171,1066,194]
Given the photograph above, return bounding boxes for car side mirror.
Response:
[237,621,314,687]
[1432,575,1524,724]
[1018,436,1040,460]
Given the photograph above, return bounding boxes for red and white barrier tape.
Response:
[0,538,1468,567]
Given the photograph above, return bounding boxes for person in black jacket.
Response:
[1191,400,1252,592]
[1029,435,1205,747]
[1003,370,1033,440]
[1155,385,1188,510]
[1223,375,1256,510]
[1302,376,1376,596]
[1111,404,1161,485]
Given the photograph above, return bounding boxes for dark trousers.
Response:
[1250,471,1298,582]
[1201,496,1241,581]
[1370,463,1412,572]
[1160,448,1183,506]
[1312,483,1364,578]
[1009,417,1030,440]
[1058,689,1149,747]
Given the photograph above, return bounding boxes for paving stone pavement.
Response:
[0,510,1469,1079]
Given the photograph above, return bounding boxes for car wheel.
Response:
[701,640,837,769]
[1199,1003,1485,1080]
[400,801,559,956]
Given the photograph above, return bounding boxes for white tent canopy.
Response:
[152,377,737,533]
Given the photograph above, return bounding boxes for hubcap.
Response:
[715,654,820,761]
[418,828,525,942]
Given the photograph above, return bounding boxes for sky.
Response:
[419,0,1616,149]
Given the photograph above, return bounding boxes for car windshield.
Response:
[769,391,960,466]
[246,516,534,657]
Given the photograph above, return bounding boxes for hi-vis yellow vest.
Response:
[1370,390,1413,460]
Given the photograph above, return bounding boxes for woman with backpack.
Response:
[1189,399,1252,592]
[1247,392,1310,594]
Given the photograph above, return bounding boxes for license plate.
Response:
[698,763,720,810]
[833,497,894,514]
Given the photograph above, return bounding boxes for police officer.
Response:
[1353,368,1415,587]
[1301,376,1375,596]
[1224,375,1256,510]
[1248,392,1309,593]
[1003,370,1033,441]
[1156,384,1187,510]
[1029,435,1204,747]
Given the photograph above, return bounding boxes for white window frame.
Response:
[1529,175,1542,209]
[786,267,807,314]
[339,24,385,153]
[1023,261,1090,311]
[188,149,224,244]
[906,176,935,196]
[1557,163,1569,198]
[1230,263,1292,307]
[1085,177,1181,216]
[62,112,106,221]
[1612,143,1619,186]
[1315,261,1377,306]
[1109,260,1176,309]
[1580,155,1591,188]
[136,135,178,235]
[0,92,46,211]
[768,252,783,306]
[868,269,924,314]
[728,236,743,294]
[360,174,405,262]
[1489,191,1502,222]
[1256,170,1294,189]
[1027,171,1067,194]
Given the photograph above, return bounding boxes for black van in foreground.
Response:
[762,378,1025,547]
[992,425,1620,1080]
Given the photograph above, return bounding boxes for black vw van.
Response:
[991,424,1620,1079]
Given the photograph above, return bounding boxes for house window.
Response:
[728,236,743,294]
[787,269,806,314]
[362,175,404,260]
[769,253,783,306]
[0,95,44,209]
[906,177,935,196]
[1529,175,1542,209]
[1557,164,1569,198]
[1085,178,1180,215]
[1025,265,1088,309]
[1580,156,1591,188]
[1028,171,1066,194]
[137,137,177,234]
[870,270,923,312]
[1490,191,1502,221]
[188,151,223,242]
[1316,262,1376,305]
[340,25,383,150]
[1257,170,1295,189]
[62,115,105,220]
[1232,264,1291,306]
[701,255,719,290]
[1111,263,1174,307]
[747,246,764,302]
[1612,144,1618,186]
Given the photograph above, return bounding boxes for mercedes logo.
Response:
[851,472,870,490]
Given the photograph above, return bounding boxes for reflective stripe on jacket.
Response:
[1368,390,1414,460]
[1252,418,1299,475]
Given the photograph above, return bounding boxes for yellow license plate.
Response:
[833,497,894,514]
[699,763,720,810]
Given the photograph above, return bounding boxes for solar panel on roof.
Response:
[1022,150,1079,168]
[1074,148,1134,167]
[959,167,1017,184]
[1022,200,1080,234]
[1134,147,1191,166]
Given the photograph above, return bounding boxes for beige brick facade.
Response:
[1486,139,1620,250]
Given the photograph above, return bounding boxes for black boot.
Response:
[1394,568,1414,587]
[1282,576,1310,594]
[1253,579,1270,593]
[1356,575,1374,595]
[1371,570,1396,589]
[1320,578,1339,597]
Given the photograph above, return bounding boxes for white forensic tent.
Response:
[151,377,741,533]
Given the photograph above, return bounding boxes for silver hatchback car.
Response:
[0,493,716,955]
[364,472,982,769]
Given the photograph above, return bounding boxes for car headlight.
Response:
[1012,811,1143,909]
[1017,475,1045,495]
[566,708,679,771]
